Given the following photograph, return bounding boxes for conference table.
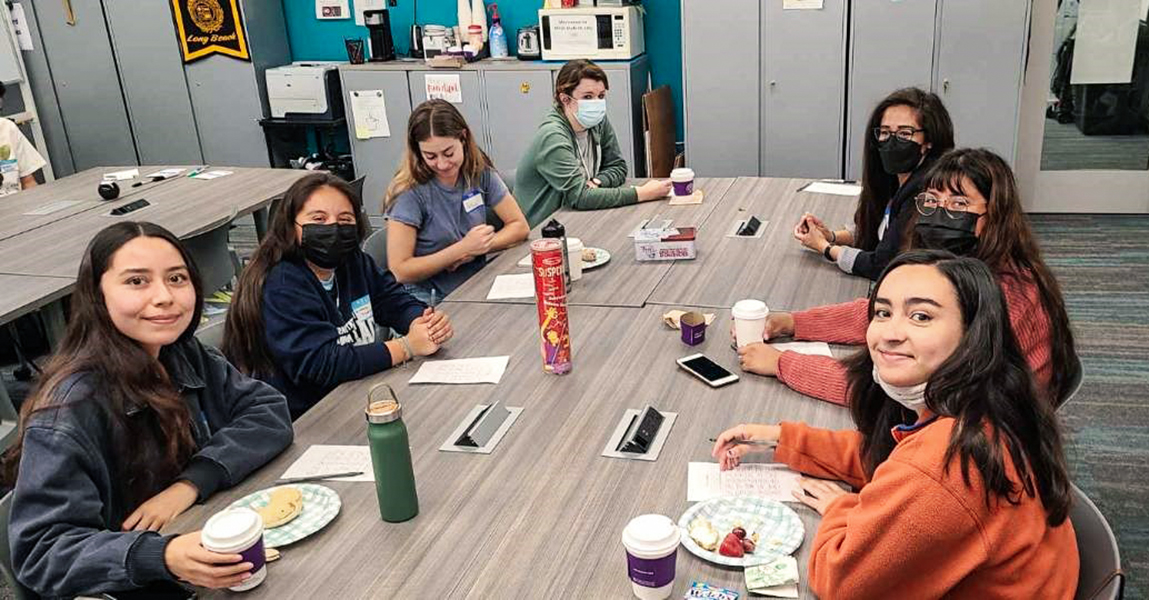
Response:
[176,177,872,599]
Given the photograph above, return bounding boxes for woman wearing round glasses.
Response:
[793,88,954,280]
[740,148,1077,409]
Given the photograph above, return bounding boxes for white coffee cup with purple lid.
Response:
[670,168,695,197]
[201,507,267,592]
[621,514,680,600]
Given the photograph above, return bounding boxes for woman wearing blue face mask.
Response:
[222,173,454,420]
[515,59,672,228]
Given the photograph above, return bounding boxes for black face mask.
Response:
[298,223,359,269]
[877,137,923,175]
[914,211,981,256]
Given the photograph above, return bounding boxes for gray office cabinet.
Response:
[341,70,414,215]
[601,59,647,179]
[484,70,554,174]
[186,0,290,167]
[32,0,137,171]
[682,0,759,177]
[408,70,487,154]
[104,0,204,166]
[846,0,938,180]
[15,1,74,177]
[934,0,1030,163]
[760,0,847,178]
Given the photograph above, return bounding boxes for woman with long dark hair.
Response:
[223,172,453,420]
[793,88,954,280]
[384,99,529,303]
[713,251,1078,598]
[2,222,293,597]
[740,148,1076,408]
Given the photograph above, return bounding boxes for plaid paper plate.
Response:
[677,495,804,567]
[228,484,341,548]
[516,248,610,269]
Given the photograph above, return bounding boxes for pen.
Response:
[275,471,363,484]
[187,166,209,178]
[708,438,778,447]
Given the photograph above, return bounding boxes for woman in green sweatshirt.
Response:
[515,59,672,228]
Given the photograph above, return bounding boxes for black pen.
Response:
[276,470,364,484]
[708,438,777,447]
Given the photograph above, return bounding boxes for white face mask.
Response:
[872,365,928,411]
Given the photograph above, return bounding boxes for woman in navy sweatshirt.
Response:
[2,222,293,597]
[223,173,453,419]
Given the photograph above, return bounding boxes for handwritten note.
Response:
[487,273,535,300]
[425,74,463,103]
[280,445,374,482]
[770,341,833,357]
[687,462,801,503]
[409,356,510,385]
[350,90,391,139]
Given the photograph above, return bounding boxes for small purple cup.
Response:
[681,311,706,346]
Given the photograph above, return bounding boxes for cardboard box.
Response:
[635,227,697,261]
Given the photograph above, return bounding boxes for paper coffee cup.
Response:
[201,507,267,592]
[732,299,769,348]
[670,168,695,197]
[621,514,680,600]
[567,237,585,282]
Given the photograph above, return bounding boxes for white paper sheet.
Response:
[1071,0,1142,85]
[425,74,463,103]
[23,200,80,216]
[687,462,801,503]
[191,170,233,180]
[11,4,33,51]
[800,181,861,196]
[316,0,349,19]
[280,445,374,482]
[783,0,823,9]
[349,90,391,139]
[145,168,186,179]
[409,356,510,385]
[487,273,535,299]
[769,341,833,357]
[355,0,385,26]
[102,168,139,181]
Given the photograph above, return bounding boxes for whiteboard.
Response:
[0,2,22,84]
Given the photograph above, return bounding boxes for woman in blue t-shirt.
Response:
[384,99,530,303]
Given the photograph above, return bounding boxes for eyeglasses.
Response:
[915,193,984,219]
[873,127,924,142]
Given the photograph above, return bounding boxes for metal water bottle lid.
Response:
[365,384,402,423]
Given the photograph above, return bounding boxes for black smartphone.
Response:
[677,353,739,387]
[738,216,762,237]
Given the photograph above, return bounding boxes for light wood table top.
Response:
[0,166,171,242]
[444,178,737,307]
[178,302,854,599]
[647,177,871,310]
[0,274,72,325]
[0,167,309,278]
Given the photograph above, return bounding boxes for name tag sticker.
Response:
[351,295,373,320]
[463,191,484,213]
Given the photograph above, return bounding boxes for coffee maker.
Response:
[364,9,396,62]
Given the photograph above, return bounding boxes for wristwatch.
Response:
[822,244,835,261]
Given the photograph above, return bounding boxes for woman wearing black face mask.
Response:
[794,88,954,280]
[740,149,1077,411]
[223,173,454,419]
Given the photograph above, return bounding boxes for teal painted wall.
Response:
[280,0,683,142]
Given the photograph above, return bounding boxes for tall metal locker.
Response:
[104,0,204,166]
[340,68,413,216]
[185,0,290,167]
[682,0,759,177]
[760,0,847,179]
[16,1,74,177]
[934,0,1031,164]
[483,69,554,174]
[845,0,938,181]
[33,1,137,171]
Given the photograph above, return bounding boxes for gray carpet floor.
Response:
[1,214,1146,598]
[1041,118,1149,171]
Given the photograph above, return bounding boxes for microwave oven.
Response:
[538,6,644,61]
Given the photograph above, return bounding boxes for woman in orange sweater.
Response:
[713,250,1078,599]
[736,148,1076,407]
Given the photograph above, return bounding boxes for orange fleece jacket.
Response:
[774,418,1078,599]
[776,269,1053,405]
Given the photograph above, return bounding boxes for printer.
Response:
[266,62,344,119]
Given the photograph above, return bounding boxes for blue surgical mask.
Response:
[575,98,607,129]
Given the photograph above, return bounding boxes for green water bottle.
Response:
[365,384,419,522]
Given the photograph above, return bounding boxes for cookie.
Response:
[581,247,596,263]
[255,486,304,529]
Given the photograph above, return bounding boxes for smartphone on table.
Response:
[677,353,739,387]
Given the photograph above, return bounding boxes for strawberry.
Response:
[731,526,747,539]
[718,532,745,558]
[741,537,756,553]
